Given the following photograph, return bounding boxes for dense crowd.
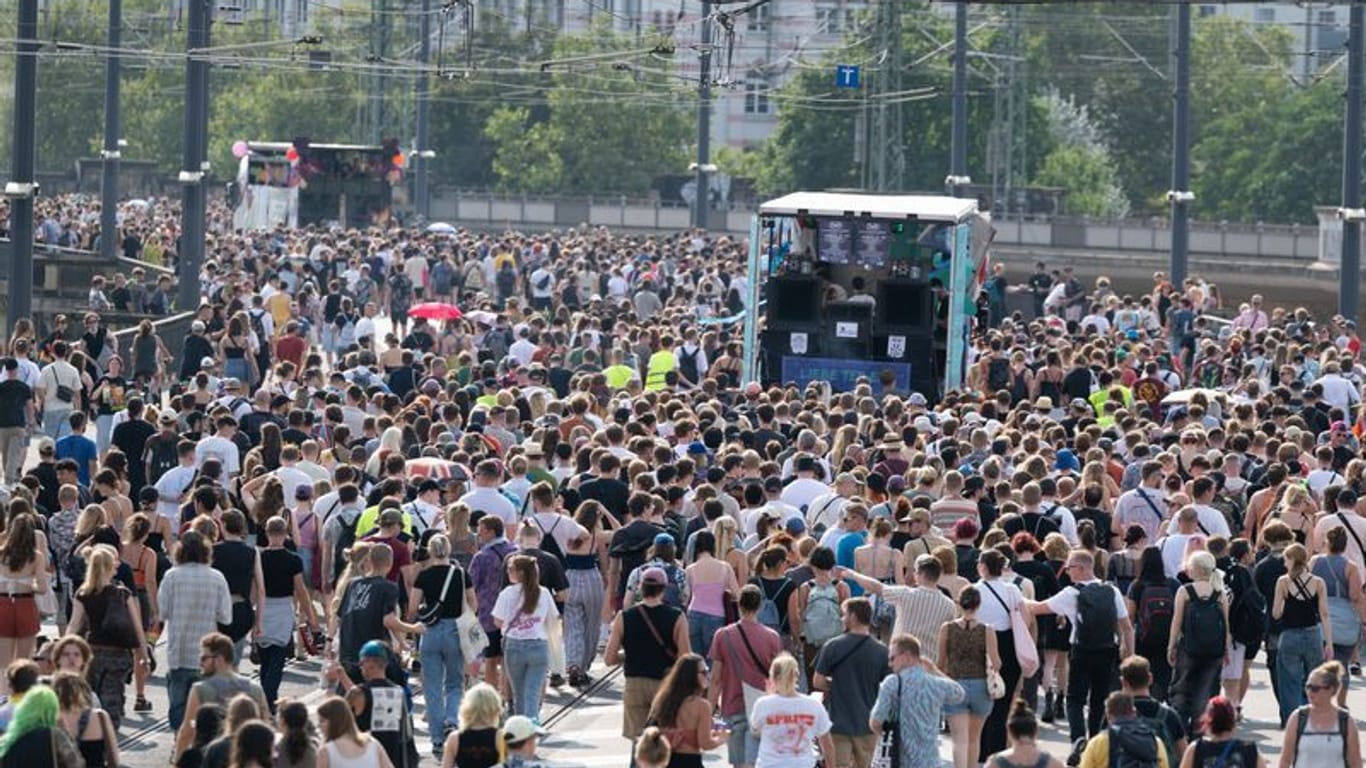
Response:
[0,196,1358,768]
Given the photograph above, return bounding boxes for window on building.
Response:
[744,81,771,114]
[1253,7,1275,23]
[816,6,840,34]
[1319,9,1336,25]
[746,4,769,32]
[1198,5,1217,18]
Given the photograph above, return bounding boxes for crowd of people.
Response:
[0,195,1357,768]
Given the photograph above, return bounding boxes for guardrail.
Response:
[426,192,1326,263]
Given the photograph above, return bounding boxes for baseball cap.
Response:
[907,392,928,407]
[653,532,676,548]
[835,472,863,486]
[294,485,314,501]
[641,567,668,585]
[502,715,548,744]
[785,518,807,535]
[358,640,389,660]
[416,478,442,495]
[37,437,54,454]
[200,356,216,368]
[158,411,178,425]
[378,508,404,528]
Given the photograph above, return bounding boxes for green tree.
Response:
[484,106,564,192]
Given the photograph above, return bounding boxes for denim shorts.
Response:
[944,678,993,717]
[727,713,759,766]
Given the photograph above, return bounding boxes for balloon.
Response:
[231,140,249,158]
[285,147,299,162]
[392,153,405,168]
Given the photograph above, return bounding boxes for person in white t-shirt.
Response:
[194,415,242,481]
[750,653,833,768]
[154,441,198,528]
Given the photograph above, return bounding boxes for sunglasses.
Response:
[1306,683,1334,693]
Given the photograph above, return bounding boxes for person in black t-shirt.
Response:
[335,543,426,678]
[0,358,34,485]
[111,397,157,497]
[258,516,318,711]
[143,411,183,488]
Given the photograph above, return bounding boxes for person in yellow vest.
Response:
[645,335,678,392]
[475,377,500,408]
[1087,370,1133,418]
[604,348,640,390]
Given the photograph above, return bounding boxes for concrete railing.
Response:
[427,191,1326,263]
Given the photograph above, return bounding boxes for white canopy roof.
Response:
[759,191,977,223]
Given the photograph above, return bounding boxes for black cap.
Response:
[416,478,442,495]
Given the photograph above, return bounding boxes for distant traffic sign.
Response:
[835,64,860,89]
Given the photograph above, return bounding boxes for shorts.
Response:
[484,629,503,659]
[0,594,39,638]
[831,733,878,768]
[727,713,760,767]
[622,676,663,739]
[1221,642,1248,681]
[944,678,993,717]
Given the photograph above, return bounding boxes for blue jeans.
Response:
[1276,626,1326,725]
[420,618,465,747]
[504,638,549,721]
[688,610,726,659]
[166,668,200,730]
[42,408,72,440]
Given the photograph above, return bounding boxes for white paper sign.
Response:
[835,322,859,339]
[887,335,907,358]
[790,332,808,355]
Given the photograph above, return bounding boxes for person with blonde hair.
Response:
[439,683,503,768]
[750,653,833,768]
[1278,660,1360,768]
[316,695,392,768]
[66,544,147,728]
[1165,551,1230,731]
[1272,543,1332,726]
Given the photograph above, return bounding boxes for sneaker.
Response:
[549,673,566,688]
[1067,738,1086,767]
[1353,663,1362,677]
[1041,691,1055,723]
[134,697,152,713]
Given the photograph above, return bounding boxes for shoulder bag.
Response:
[418,563,457,625]
[869,672,902,768]
[455,576,488,662]
[982,581,1039,678]
[724,624,768,725]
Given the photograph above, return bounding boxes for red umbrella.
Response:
[408,302,463,321]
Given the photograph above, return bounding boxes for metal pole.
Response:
[414,0,431,220]
[1343,4,1363,321]
[948,1,968,196]
[1170,2,1191,287]
[178,0,209,313]
[693,0,712,229]
[7,0,37,332]
[100,0,121,264]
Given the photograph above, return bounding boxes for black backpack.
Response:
[533,516,567,567]
[1107,720,1160,768]
[1072,583,1118,651]
[1223,563,1266,645]
[678,345,703,384]
[1181,584,1227,659]
[1134,582,1175,650]
[330,505,363,582]
[987,358,1010,393]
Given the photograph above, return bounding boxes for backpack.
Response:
[248,309,270,349]
[1224,564,1266,645]
[535,270,553,291]
[533,516,566,566]
[1293,706,1349,766]
[678,345,703,384]
[1072,583,1118,651]
[755,581,783,633]
[1134,583,1175,650]
[430,260,454,294]
[1134,698,1181,768]
[986,358,1010,393]
[802,582,842,646]
[329,504,364,582]
[1107,720,1160,768]
[1181,584,1227,659]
